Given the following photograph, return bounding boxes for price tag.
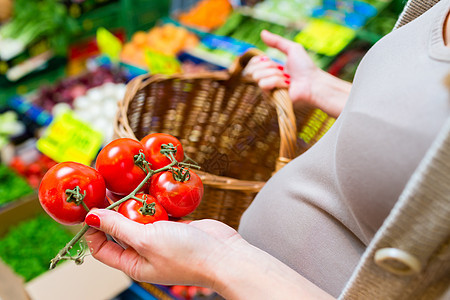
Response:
[295,19,356,56]
[145,50,181,75]
[37,111,103,165]
[97,27,122,63]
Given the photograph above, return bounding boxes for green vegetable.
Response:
[214,12,244,36]
[0,164,33,207]
[0,214,81,282]
[0,0,79,58]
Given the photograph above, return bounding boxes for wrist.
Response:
[310,69,352,118]
[209,239,334,300]
[208,240,267,299]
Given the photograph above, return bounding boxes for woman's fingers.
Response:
[259,76,290,91]
[244,56,290,91]
[261,30,296,54]
[85,227,147,280]
[252,67,286,82]
[84,209,158,281]
[85,209,147,252]
[244,56,279,75]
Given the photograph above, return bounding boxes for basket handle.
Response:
[230,49,298,172]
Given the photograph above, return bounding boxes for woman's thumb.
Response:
[261,30,296,55]
[85,209,143,248]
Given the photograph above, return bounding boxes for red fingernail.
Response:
[86,214,101,228]
[260,56,269,61]
[285,80,291,85]
[283,73,290,79]
[277,65,284,71]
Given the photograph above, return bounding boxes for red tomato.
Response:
[38,162,107,225]
[118,193,168,224]
[141,133,184,169]
[95,138,147,195]
[9,157,26,175]
[150,169,203,218]
[27,163,42,176]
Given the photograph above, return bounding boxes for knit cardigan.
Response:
[338,1,450,299]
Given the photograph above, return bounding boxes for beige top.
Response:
[238,0,450,297]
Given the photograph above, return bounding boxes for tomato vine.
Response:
[48,140,201,270]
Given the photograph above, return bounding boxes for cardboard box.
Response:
[0,259,30,300]
[0,194,43,237]
[26,255,131,300]
[0,195,132,300]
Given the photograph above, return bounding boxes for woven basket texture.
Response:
[115,50,334,229]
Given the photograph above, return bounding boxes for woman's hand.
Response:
[245,30,319,106]
[245,30,352,118]
[84,209,244,287]
[85,209,334,299]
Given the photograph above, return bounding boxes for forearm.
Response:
[309,69,352,118]
[209,240,334,300]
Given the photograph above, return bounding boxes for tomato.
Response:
[150,169,203,218]
[118,193,168,224]
[141,133,184,169]
[9,156,27,175]
[171,286,212,299]
[27,163,42,176]
[96,138,147,195]
[38,162,107,225]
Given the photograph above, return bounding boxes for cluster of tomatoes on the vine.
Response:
[38,133,203,226]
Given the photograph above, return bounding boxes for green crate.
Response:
[132,8,168,32]
[121,0,171,39]
[75,0,170,40]
[76,2,123,38]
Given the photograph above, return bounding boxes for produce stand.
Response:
[0,0,406,299]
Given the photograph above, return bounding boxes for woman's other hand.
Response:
[245,30,318,106]
[245,30,352,118]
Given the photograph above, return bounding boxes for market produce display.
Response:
[72,82,126,143]
[214,12,298,50]
[247,0,317,24]
[121,24,199,67]
[178,0,233,31]
[0,0,12,23]
[32,66,126,113]
[0,164,34,207]
[0,214,82,282]
[0,110,24,148]
[0,0,78,60]
[9,152,57,189]
[37,134,203,268]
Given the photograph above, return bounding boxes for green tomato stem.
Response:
[80,202,89,212]
[49,224,89,270]
[65,186,89,212]
[131,195,145,203]
[183,153,199,165]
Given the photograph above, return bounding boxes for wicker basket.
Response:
[114,49,334,229]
